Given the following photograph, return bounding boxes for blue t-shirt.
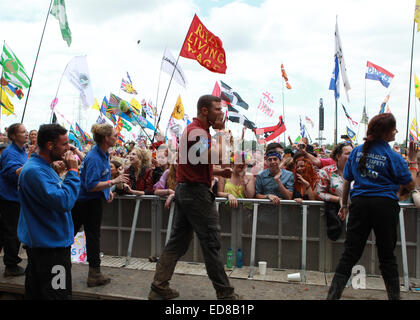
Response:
[255,168,294,199]
[0,142,28,202]
[343,140,412,201]
[78,145,111,201]
[17,155,80,248]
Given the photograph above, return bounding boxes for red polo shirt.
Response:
[177,118,213,187]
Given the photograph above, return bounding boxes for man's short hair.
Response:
[197,95,221,114]
[265,142,283,155]
[37,124,68,150]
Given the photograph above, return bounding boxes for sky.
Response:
[0,0,419,145]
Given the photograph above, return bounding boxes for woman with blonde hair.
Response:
[72,123,129,287]
[124,147,154,196]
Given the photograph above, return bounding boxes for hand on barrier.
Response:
[107,190,114,203]
[268,194,281,206]
[165,194,175,209]
[227,194,238,208]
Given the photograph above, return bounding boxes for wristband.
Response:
[410,167,418,172]
[409,161,417,165]
[68,168,78,174]
[107,180,113,187]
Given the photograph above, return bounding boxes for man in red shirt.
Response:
[149,95,240,300]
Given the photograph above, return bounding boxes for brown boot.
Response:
[87,267,111,287]
[148,287,180,300]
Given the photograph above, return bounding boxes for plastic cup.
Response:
[258,261,267,275]
[287,272,301,282]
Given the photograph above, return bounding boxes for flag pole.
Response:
[21,0,54,124]
[282,70,285,146]
[406,17,416,148]
[334,99,337,145]
[0,43,4,128]
[49,62,70,123]
[152,52,181,143]
[153,15,193,144]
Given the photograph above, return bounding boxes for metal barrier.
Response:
[101,195,419,291]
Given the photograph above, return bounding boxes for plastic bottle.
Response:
[226,248,233,269]
[236,248,243,268]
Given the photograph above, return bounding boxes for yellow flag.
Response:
[171,95,184,120]
[415,74,420,101]
[410,118,419,136]
[130,98,142,114]
[415,0,420,32]
[92,98,100,111]
[0,89,14,115]
[1,86,14,98]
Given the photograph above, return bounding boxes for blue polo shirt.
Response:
[78,145,111,201]
[17,155,80,248]
[255,168,294,198]
[0,142,28,202]
[343,140,412,201]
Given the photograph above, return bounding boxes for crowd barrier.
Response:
[101,195,420,291]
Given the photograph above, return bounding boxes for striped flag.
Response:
[410,118,419,142]
[0,43,30,88]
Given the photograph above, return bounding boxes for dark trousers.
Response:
[0,199,22,268]
[152,183,234,295]
[334,196,400,280]
[71,199,103,268]
[25,246,72,300]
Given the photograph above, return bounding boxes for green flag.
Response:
[121,118,132,132]
[0,43,30,88]
[50,0,72,47]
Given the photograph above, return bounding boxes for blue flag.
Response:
[299,116,306,138]
[329,55,340,100]
[346,126,356,142]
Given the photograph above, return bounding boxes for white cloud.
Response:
[0,0,418,145]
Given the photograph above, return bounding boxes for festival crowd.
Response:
[0,95,418,300]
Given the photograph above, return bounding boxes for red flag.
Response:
[180,14,227,74]
[211,81,228,107]
[115,117,123,133]
[253,116,286,144]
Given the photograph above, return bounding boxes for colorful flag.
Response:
[63,56,94,109]
[346,126,356,142]
[171,95,185,120]
[121,118,132,131]
[379,94,390,114]
[102,96,116,124]
[334,21,351,101]
[329,54,340,100]
[0,43,30,88]
[0,89,14,115]
[295,135,302,144]
[305,116,314,128]
[115,117,123,133]
[415,0,420,32]
[180,14,227,74]
[341,104,359,126]
[130,98,142,114]
[219,81,249,110]
[1,78,24,100]
[253,116,286,144]
[410,118,419,142]
[69,125,81,149]
[120,72,138,94]
[365,61,394,88]
[299,116,306,138]
[281,64,292,89]
[161,48,188,88]
[75,123,91,144]
[50,0,72,46]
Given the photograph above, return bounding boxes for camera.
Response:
[341,135,350,140]
[299,144,305,149]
